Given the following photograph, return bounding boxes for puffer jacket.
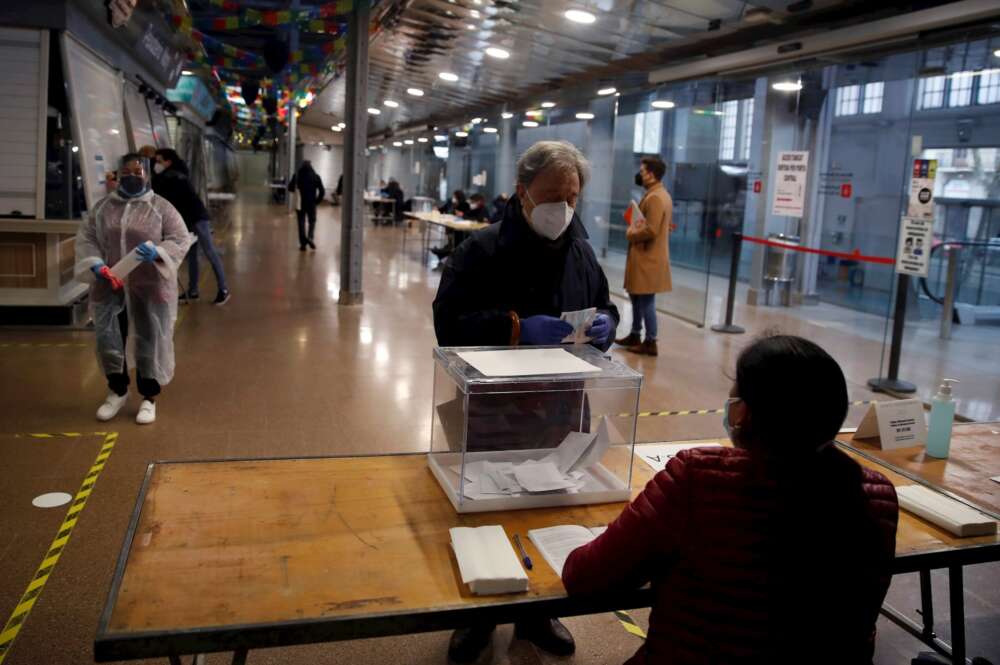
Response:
[563,446,898,665]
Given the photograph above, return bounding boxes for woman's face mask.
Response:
[634,171,644,187]
[118,175,148,198]
[153,162,166,175]
[525,190,573,241]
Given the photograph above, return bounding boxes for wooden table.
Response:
[364,195,395,224]
[404,211,489,264]
[96,439,1000,664]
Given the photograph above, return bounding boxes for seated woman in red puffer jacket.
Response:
[563,334,899,665]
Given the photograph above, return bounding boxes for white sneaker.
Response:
[96,392,128,421]
[136,400,156,425]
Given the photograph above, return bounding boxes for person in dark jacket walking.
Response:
[432,140,619,663]
[288,160,325,250]
[563,334,899,665]
[148,148,230,305]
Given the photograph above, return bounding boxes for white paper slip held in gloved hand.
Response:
[896,484,998,538]
[449,525,529,595]
[110,241,154,280]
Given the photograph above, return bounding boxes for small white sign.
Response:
[895,216,933,277]
[907,159,937,220]
[855,399,928,450]
[771,151,809,218]
[637,442,722,472]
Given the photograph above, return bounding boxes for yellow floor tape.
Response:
[620,400,872,419]
[0,432,118,664]
[614,610,647,639]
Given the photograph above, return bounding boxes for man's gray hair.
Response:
[516,140,591,189]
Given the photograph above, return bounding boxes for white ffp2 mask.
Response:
[525,191,573,240]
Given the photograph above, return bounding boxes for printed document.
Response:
[637,442,722,472]
[528,525,608,576]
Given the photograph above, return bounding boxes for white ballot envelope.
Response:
[109,241,155,280]
[561,307,597,345]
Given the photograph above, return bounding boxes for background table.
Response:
[96,436,1000,664]
[404,212,489,263]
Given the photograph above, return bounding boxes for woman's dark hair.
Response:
[452,190,466,202]
[155,148,189,175]
[735,334,848,456]
[640,155,667,181]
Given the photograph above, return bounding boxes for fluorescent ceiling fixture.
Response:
[522,120,539,127]
[483,126,498,133]
[439,72,459,82]
[995,49,1000,58]
[71,145,79,152]
[338,122,346,128]
[540,102,556,108]
[182,70,193,76]
[575,112,595,119]
[331,125,342,131]
[434,134,448,141]
[407,87,424,96]
[368,146,376,150]
[318,141,324,146]
[392,141,403,146]
[772,80,802,92]
[404,139,415,145]
[597,86,616,95]
[418,137,429,143]
[501,111,514,119]
[383,100,399,108]
[651,100,675,109]
[367,107,381,114]
[525,109,543,116]
[470,9,480,17]
[471,117,483,124]
[565,9,596,24]
[455,131,469,137]
[485,47,510,59]
[466,24,476,30]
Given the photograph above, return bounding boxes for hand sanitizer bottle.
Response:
[926,379,958,458]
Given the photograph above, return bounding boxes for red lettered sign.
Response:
[841,183,852,198]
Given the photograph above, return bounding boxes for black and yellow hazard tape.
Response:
[619,400,872,419]
[0,432,118,664]
[614,610,646,639]
[13,432,107,440]
[0,343,87,349]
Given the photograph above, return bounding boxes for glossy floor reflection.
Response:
[0,184,996,664]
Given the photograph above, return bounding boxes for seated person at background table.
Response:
[383,178,404,225]
[432,139,619,663]
[488,192,508,223]
[432,190,473,258]
[465,192,488,222]
[562,334,900,665]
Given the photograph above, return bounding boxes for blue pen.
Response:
[513,534,533,570]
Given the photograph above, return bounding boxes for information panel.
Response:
[771,150,809,218]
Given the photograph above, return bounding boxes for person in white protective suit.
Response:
[75,154,192,425]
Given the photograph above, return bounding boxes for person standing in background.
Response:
[615,155,672,356]
[142,147,230,305]
[288,160,325,251]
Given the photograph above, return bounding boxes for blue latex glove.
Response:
[586,313,613,349]
[135,243,159,263]
[520,315,574,346]
[90,261,106,276]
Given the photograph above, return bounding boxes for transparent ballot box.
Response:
[428,345,643,513]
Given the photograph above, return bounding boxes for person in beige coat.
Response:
[615,155,672,356]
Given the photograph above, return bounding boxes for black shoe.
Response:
[448,625,495,663]
[307,239,316,249]
[514,618,575,656]
[299,245,307,251]
[614,332,641,347]
[212,289,230,306]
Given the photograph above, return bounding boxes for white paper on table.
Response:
[450,461,486,483]
[637,442,722,472]
[990,476,1000,485]
[560,307,597,345]
[543,431,598,475]
[449,525,529,595]
[457,348,602,377]
[482,461,517,493]
[109,241,154,280]
[513,461,578,493]
[528,525,606,576]
[570,417,611,473]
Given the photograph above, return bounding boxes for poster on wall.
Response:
[907,159,937,219]
[771,151,809,217]
[895,216,933,277]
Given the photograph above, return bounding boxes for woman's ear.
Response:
[731,399,750,430]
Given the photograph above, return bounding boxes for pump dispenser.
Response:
[926,379,959,458]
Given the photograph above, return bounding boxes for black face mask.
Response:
[118,175,147,199]
[634,172,644,187]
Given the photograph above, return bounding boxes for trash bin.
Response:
[763,233,799,306]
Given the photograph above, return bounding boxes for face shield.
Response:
[117,155,151,199]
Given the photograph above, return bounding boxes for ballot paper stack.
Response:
[449,525,529,595]
[453,419,611,501]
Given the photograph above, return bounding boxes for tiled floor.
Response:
[0,182,996,664]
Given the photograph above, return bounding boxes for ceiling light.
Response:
[485,47,509,59]
[338,122,346,128]
[522,120,539,127]
[367,107,381,114]
[541,101,556,108]
[331,125,342,132]
[772,80,802,92]
[466,24,476,30]
[392,141,403,147]
[383,100,399,108]
[565,9,596,24]
[368,146,375,150]
[575,112,595,119]
[455,131,469,137]
[501,111,514,119]
[404,139,414,145]
[651,100,676,109]
[483,126,498,133]
[525,109,543,116]
[71,145,79,153]
[598,86,617,96]
[182,70,193,76]
[318,141,324,146]
[993,48,1000,58]
[418,137,429,143]
[439,72,459,82]
[407,87,424,97]
[471,117,483,124]
[434,134,448,141]
[470,9,480,17]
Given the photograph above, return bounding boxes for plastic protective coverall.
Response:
[74,191,192,385]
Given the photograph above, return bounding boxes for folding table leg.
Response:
[919,568,936,640]
[231,648,248,665]
[949,566,966,665]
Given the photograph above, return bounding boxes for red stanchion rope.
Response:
[741,234,895,266]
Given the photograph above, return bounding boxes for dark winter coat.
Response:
[151,164,209,232]
[288,167,325,212]
[432,195,619,348]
